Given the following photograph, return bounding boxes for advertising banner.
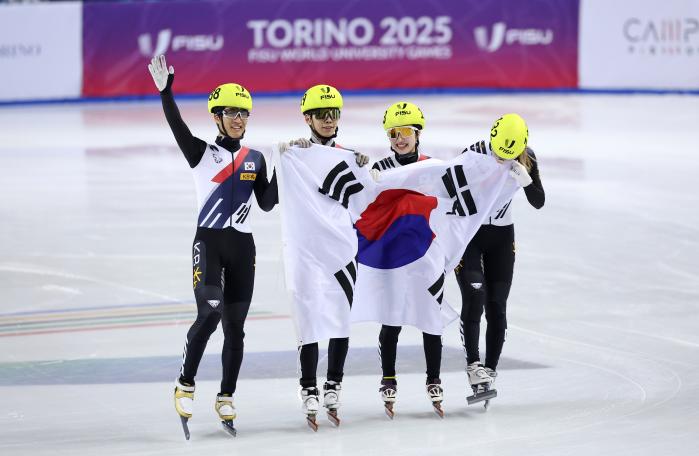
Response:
[0,3,82,102]
[83,0,578,97]
[579,0,699,89]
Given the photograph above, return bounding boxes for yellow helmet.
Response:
[383,101,425,130]
[300,84,343,113]
[207,83,252,113]
[490,113,528,160]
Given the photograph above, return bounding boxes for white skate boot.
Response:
[300,386,320,431]
[485,367,497,381]
[426,378,444,418]
[466,361,497,407]
[174,378,194,440]
[215,394,237,436]
[379,378,397,419]
[323,381,342,426]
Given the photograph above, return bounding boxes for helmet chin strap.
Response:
[216,115,246,140]
[310,125,338,144]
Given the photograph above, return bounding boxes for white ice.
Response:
[0,92,698,455]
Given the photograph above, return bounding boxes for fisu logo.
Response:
[474,22,553,52]
[474,23,506,52]
[138,29,172,57]
[138,29,224,57]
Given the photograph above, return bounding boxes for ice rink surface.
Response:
[1,92,698,455]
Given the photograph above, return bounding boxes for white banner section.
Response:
[0,3,82,102]
[579,0,699,90]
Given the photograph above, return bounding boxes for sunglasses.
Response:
[386,126,417,139]
[311,108,341,121]
[221,108,250,120]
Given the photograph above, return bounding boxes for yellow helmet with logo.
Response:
[300,84,343,113]
[490,113,528,160]
[383,101,425,130]
[207,83,253,113]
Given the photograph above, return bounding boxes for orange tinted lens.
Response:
[387,127,415,139]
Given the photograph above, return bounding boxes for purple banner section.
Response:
[83,0,579,97]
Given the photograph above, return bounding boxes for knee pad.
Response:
[379,325,401,343]
[194,285,224,322]
[222,318,245,342]
[460,272,485,322]
[484,282,510,323]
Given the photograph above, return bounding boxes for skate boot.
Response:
[300,386,320,431]
[426,378,444,418]
[466,361,497,407]
[323,381,342,426]
[174,378,194,440]
[379,377,397,419]
[485,367,497,381]
[215,394,237,436]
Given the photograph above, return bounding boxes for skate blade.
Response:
[384,402,395,419]
[179,416,190,440]
[326,410,341,427]
[221,420,237,437]
[432,402,445,418]
[467,388,497,405]
[306,415,319,432]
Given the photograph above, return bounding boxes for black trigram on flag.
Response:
[442,165,477,216]
[428,272,445,305]
[319,161,364,208]
[334,259,358,306]
[374,157,396,171]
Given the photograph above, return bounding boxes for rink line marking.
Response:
[578,321,699,349]
[41,284,82,295]
[0,314,289,338]
[0,314,195,331]
[0,310,278,331]
[0,299,197,317]
[0,263,187,304]
[0,304,199,324]
[511,324,684,417]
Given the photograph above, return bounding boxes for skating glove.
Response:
[292,138,312,148]
[370,168,381,182]
[355,152,369,167]
[148,55,174,92]
[509,160,533,187]
[278,138,312,153]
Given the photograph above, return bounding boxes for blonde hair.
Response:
[517,148,533,172]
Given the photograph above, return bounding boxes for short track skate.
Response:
[179,416,190,440]
[221,419,237,436]
[306,412,319,431]
[467,383,497,408]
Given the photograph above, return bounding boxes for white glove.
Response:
[355,152,369,167]
[148,55,174,92]
[279,138,312,154]
[370,168,381,182]
[509,160,533,187]
[291,138,312,148]
[277,141,290,154]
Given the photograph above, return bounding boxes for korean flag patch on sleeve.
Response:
[244,162,255,171]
